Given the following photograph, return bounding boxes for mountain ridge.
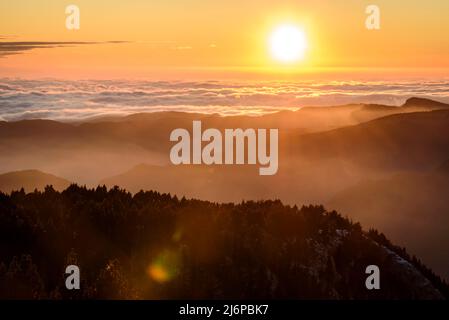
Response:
[0,169,71,193]
[403,97,449,108]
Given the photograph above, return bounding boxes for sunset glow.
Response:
[0,1,448,79]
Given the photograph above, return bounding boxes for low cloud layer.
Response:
[0,78,449,121]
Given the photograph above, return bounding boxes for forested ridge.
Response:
[0,185,447,299]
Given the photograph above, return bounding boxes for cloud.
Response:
[173,46,193,50]
[0,78,448,121]
[0,41,130,57]
[0,35,17,40]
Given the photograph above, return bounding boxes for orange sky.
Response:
[0,0,448,79]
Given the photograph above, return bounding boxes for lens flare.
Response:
[147,250,180,283]
[148,264,170,283]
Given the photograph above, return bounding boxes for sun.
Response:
[269,24,307,63]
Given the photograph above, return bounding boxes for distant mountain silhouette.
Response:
[402,97,449,108]
[0,169,70,193]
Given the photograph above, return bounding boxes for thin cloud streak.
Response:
[0,41,131,57]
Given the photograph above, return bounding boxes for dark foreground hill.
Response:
[0,185,447,299]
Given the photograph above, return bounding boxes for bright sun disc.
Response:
[270,24,307,63]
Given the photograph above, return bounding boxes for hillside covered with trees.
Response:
[0,185,447,299]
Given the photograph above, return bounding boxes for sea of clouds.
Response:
[0,78,449,122]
